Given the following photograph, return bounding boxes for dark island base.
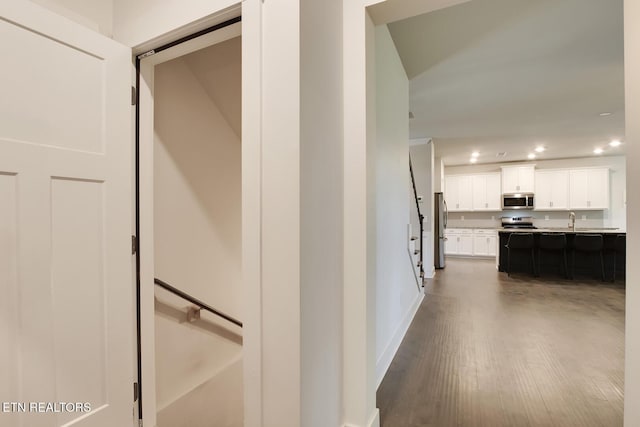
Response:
[498,232,626,280]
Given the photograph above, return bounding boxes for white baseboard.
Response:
[367,408,380,427]
[343,408,380,427]
[425,265,435,278]
[376,290,425,388]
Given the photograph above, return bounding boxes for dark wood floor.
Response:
[377,257,625,427]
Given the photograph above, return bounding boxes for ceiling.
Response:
[387,0,625,166]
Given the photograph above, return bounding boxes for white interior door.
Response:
[0,2,134,427]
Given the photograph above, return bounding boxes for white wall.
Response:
[374,24,423,386]
[624,1,640,425]
[410,142,435,277]
[299,0,344,425]
[445,156,626,230]
[113,0,239,49]
[153,55,242,426]
[28,0,113,36]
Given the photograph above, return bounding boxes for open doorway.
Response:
[367,0,626,425]
[136,18,243,427]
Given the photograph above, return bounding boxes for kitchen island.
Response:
[498,229,626,279]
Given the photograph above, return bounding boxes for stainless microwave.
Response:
[502,193,534,210]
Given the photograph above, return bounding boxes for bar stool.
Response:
[538,233,568,278]
[612,234,626,282]
[505,233,536,277]
[571,234,605,281]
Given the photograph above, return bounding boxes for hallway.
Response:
[377,258,625,427]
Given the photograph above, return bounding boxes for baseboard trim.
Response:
[376,290,425,388]
[425,265,435,278]
[367,408,380,427]
[343,408,380,427]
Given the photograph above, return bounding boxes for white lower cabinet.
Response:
[445,228,496,257]
[472,230,497,256]
[444,228,473,255]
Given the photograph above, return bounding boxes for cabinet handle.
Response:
[587,201,591,207]
[485,203,488,208]
[550,201,553,207]
[516,185,520,191]
[456,203,459,209]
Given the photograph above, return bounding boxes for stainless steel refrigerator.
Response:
[434,192,448,269]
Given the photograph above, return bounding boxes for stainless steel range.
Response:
[501,216,537,229]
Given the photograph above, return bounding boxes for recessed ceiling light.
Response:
[527,153,536,159]
[609,140,622,147]
[534,146,545,153]
[599,112,612,116]
[471,151,480,158]
[594,148,604,154]
[470,158,478,163]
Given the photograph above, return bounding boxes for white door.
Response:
[0,2,134,427]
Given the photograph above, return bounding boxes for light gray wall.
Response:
[374,24,422,384]
[153,56,242,425]
[445,156,626,230]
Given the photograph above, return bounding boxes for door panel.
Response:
[0,2,133,426]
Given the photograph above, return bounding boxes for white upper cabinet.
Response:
[445,175,473,211]
[501,165,535,193]
[535,169,569,210]
[472,173,501,211]
[569,168,609,209]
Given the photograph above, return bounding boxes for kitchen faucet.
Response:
[569,211,576,231]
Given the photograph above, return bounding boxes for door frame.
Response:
[134,12,242,427]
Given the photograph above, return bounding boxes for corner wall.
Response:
[374,24,423,386]
[624,1,640,425]
[300,0,344,425]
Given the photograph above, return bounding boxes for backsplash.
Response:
[446,210,614,230]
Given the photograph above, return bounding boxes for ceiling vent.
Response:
[496,152,507,158]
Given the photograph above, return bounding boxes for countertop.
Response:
[498,227,625,234]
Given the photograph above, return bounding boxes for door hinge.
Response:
[131,86,137,106]
[138,49,156,60]
[132,235,138,255]
[133,381,139,402]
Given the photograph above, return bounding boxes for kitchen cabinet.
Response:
[445,228,496,257]
[473,229,497,256]
[472,173,501,211]
[569,168,609,209]
[501,165,535,193]
[444,228,473,255]
[535,169,569,210]
[445,175,473,211]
